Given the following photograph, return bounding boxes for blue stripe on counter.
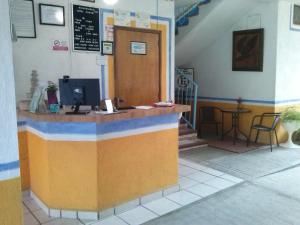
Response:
[0,161,20,172]
[21,114,178,135]
[97,114,178,135]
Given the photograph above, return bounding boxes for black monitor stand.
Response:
[65,103,90,115]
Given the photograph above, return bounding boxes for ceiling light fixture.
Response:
[103,0,119,5]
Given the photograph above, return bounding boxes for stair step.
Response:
[179,123,188,129]
[179,127,196,136]
[176,16,189,27]
[179,132,198,141]
[179,139,208,151]
[186,6,199,17]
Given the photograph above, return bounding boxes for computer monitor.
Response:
[59,78,100,114]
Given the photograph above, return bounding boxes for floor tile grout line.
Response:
[23,202,42,225]
[115,214,131,225]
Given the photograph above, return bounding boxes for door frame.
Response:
[114,26,162,103]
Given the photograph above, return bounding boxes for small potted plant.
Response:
[281,107,300,148]
[237,97,242,110]
[46,81,59,113]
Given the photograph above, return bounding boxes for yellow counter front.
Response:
[18,105,189,217]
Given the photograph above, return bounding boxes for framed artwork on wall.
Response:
[39,4,65,26]
[232,28,264,72]
[291,4,300,31]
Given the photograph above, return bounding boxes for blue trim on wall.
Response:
[23,114,178,135]
[99,9,173,100]
[198,96,300,105]
[0,161,20,172]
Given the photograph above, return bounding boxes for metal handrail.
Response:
[176,0,210,23]
[175,68,198,130]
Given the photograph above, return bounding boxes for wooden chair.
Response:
[247,113,281,152]
[198,106,222,138]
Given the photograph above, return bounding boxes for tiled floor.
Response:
[23,158,243,225]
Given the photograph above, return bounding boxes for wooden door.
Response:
[114,27,161,106]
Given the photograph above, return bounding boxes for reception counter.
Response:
[18,105,190,218]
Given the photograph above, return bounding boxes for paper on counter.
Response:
[135,106,154,110]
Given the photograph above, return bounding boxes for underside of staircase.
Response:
[179,122,207,151]
[175,0,211,35]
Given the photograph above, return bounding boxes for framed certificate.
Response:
[101,41,114,55]
[11,0,36,38]
[39,4,65,26]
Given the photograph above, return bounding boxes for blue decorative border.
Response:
[19,114,178,135]
[198,96,300,106]
[99,8,172,100]
[0,161,20,172]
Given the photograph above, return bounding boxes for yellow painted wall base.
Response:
[26,128,178,211]
[0,177,23,225]
[18,131,30,190]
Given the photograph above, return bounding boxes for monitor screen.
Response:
[59,78,100,107]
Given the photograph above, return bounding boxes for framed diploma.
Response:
[39,4,65,26]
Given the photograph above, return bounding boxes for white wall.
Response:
[0,0,19,180]
[13,0,174,102]
[275,0,300,102]
[188,1,279,102]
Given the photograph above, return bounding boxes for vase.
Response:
[281,121,300,148]
[47,91,58,105]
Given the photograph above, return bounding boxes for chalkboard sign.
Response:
[73,5,100,52]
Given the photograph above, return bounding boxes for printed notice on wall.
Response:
[52,39,69,51]
[136,12,151,29]
[11,0,36,38]
[105,25,114,41]
[114,9,131,26]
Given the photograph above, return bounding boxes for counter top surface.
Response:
[18,104,190,123]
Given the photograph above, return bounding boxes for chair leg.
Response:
[198,125,202,138]
[247,128,253,147]
[269,132,273,152]
[216,124,219,136]
[275,130,279,147]
[255,130,260,143]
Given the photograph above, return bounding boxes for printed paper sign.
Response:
[136,12,151,29]
[114,9,131,26]
[52,39,68,51]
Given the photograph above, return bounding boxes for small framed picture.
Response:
[39,4,65,26]
[131,42,147,55]
[291,4,300,31]
[101,41,114,55]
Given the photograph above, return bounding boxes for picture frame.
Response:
[101,41,114,55]
[11,0,36,38]
[131,42,147,55]
[291,4,300,31]
[39,4,65,26]
[176,68,194,88]
[232,28,264,72]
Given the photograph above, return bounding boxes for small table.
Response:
[221,108,251,145]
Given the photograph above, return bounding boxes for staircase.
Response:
[175,68,207,151]
[175,0,211,35]
[179,121,207,151]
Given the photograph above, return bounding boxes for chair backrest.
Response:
[271,114,281,130]
[200,107,217,122]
